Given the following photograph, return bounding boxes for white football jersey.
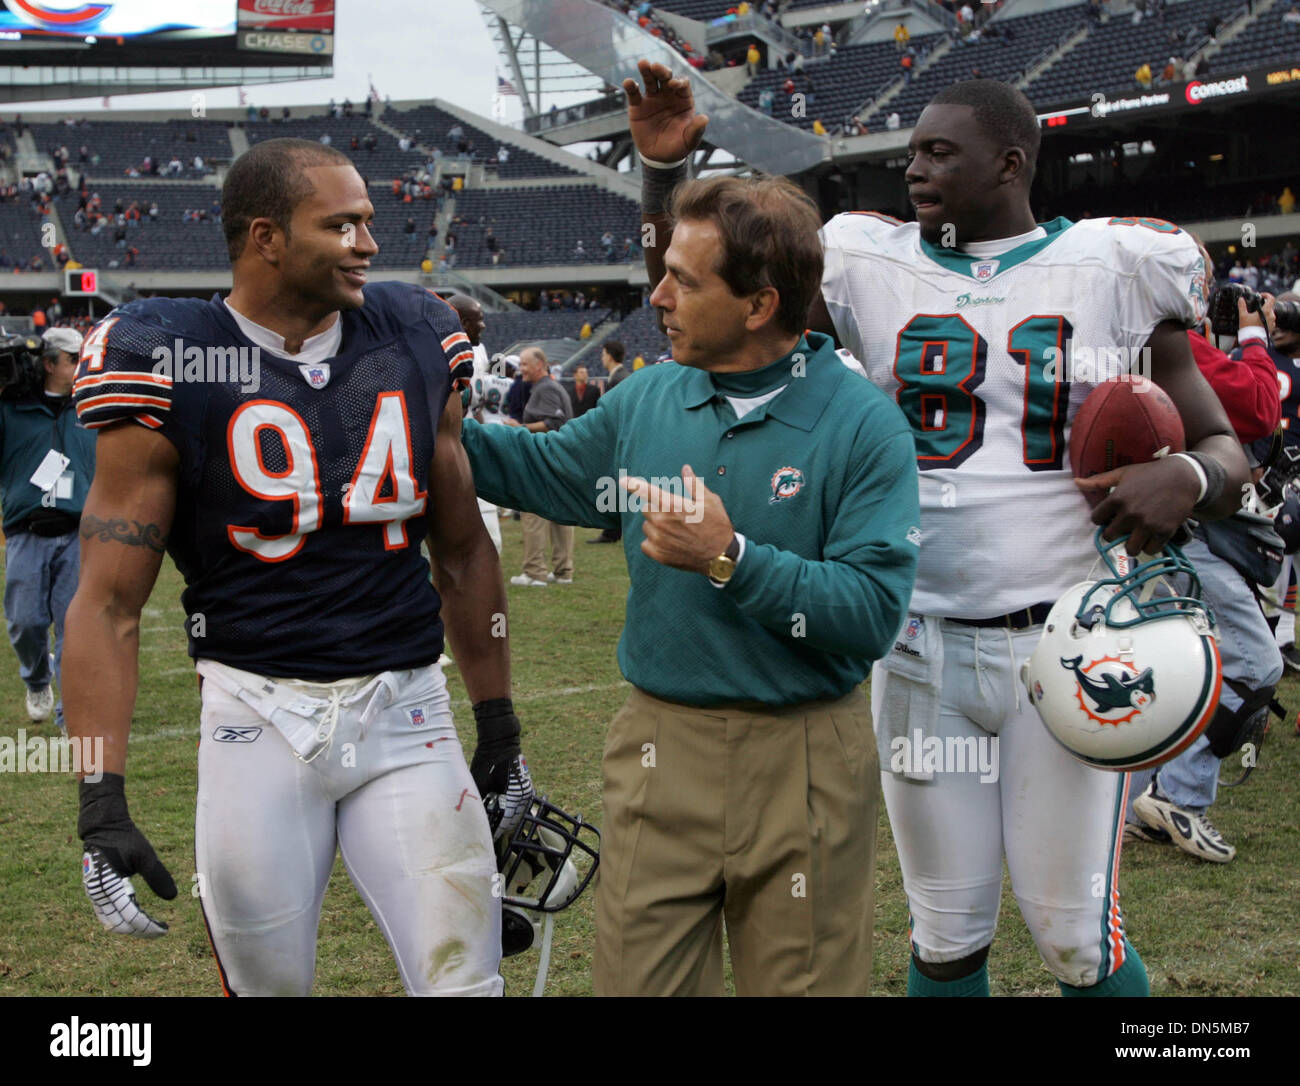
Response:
[471,372,514,425]
[820,213,1206,618]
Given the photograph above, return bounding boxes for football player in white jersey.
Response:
[808,80,1248,996]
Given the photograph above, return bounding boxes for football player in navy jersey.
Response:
[63,139,528,996]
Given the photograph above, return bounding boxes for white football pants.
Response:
[195,662,502,996]
[874,621,1132,989]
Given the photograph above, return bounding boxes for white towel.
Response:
[872,614,944,782]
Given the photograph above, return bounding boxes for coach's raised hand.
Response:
[78,773,177,938]
[623,58,709,166]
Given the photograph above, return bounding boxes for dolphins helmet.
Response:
[1021,530,1222,771]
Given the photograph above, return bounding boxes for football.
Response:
[1068,377,1185,501]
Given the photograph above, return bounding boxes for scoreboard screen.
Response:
[0,1,236,38]
[0,0,334,65]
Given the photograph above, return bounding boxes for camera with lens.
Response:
[1209,282,1300,338]
[0,333,45,399]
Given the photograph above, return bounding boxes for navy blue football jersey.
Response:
[74,282,475,679]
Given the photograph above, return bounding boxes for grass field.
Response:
[2,517,1299,997]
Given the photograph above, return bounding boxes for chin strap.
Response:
[531,913,557,998]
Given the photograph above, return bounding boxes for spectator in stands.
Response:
[1287,2,1300,27]
[901,52,914,84]
[887,111,901,131]
[498,145,510,165]
[812,119,828,137]
[123,245,138,268]
[812,27,826,56]
[758,87,774,116]
[602,230,615,260]
[343,98,354,117]
[746,43,761,76]
[568,365,599,418]
[575,239,587,259]
[1135,62,1153,89]
[281,106,291,121]
[320,133,332,146]
[148,201,159,220]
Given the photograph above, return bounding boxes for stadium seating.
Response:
[246,117,427,183]
[869,5,1087,129]
[57,181,440,271]
[1206,2,1300,74]
[610,305,672,366]
[384,105,579,180]
[448,186,641,268]
[29,119,232,179]
[58,186,224,270]
[481,308,612,359]
[739,37,941,131]
[1024,0,1239,107]
[0,201,50,271]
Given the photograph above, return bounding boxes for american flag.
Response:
[497,75,518,97]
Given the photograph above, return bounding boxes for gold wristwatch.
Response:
[708,536,741,585]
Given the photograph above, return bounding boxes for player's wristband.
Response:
[77,772,128,841]
[1173,451,1226,511]
[472,698,520,747]
[641,157,688,218]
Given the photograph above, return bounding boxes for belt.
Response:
[946,602,1053,631]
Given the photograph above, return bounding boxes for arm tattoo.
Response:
[80,515,168,554]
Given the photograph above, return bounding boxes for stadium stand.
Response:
[58,186,224,270]
[612,305,672,365]
[0,201,50,271]
[246,116,426,180]
[383,105,579,180]
[448,186,641,268]
[739,37,942,131]
[1024,0,1240,107]
[481,308,612,359]
[30,119,231,179]
[1206,1,1300,73]
[870,5,1088,129]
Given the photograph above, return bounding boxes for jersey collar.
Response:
[918,216,1074,280]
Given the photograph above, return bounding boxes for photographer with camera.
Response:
[0,327,95,729]
[1126,263,1284,861]
[1237,291,1300,669]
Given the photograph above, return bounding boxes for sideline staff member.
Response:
[461,172,919,995]
[0,327,94,727]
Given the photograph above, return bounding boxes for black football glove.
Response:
[78,773,177,938]
[470,698,534,841]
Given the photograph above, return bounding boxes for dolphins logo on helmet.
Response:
[1021,530,1221,771]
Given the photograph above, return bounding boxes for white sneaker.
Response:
[546,573,573,584]
[26,686,54,722]
[509,574,548,587]
[1132,782,1235,863]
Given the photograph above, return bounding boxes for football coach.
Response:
[460,66,919,997]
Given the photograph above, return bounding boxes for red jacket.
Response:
[1188,329,1280,443]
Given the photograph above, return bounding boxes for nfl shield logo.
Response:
[905,617,923,641]
[298,362,330,389]
[409,707,425,727]
[971,260,999,281]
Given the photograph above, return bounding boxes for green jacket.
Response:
[0,391,96,533]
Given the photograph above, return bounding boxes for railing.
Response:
[523,92,626,135]
[706,11,804,53]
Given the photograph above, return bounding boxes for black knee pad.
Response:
[912,944,990,983]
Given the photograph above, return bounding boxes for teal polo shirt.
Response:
[462,333,920,707]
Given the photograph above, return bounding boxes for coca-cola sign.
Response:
[238,0,335,33]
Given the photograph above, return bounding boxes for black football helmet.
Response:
[488,792,599,967]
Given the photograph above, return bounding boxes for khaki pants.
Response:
[520,513,573,581]
[593,686,879,996]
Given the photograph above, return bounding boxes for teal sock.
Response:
[908,957,990,997]
[1059,941,1149,997]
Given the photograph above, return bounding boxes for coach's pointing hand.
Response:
[623,59,709,164]
[623,464,734,575]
